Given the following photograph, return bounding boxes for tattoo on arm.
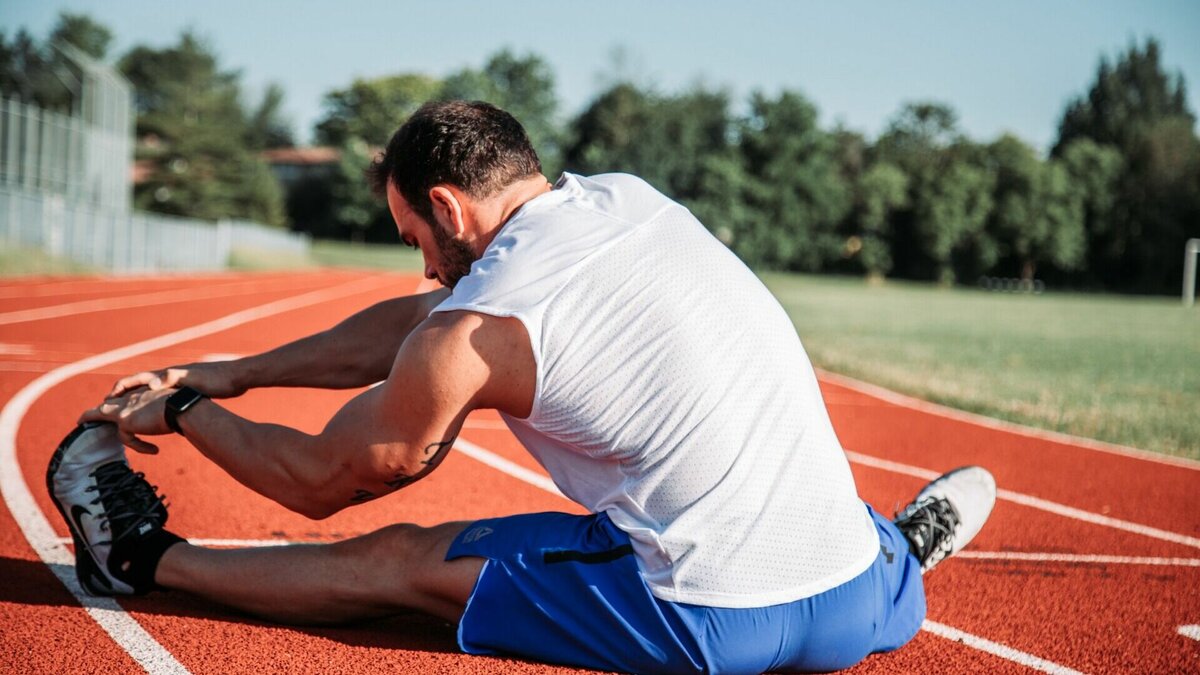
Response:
[382,438,456,490]
[350,489,377,503]
[348,439,456,506]
[420,439,454,465]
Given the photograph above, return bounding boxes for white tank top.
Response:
[433,173,879,608]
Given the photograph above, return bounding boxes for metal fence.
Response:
[0,45,312,274]
[0,56,133,213]
[0,186,310,273]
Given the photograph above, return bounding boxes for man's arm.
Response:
[83,310,535,519]
[109,289,450,399]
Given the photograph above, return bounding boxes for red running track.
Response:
[1,270,1197,674]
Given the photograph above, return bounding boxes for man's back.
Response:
[435,172,879,607]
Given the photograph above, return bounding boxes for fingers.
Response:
[108,371,161,398]
[77,400,120,425]
[108,367,188,398]
[152,368,186,391]
[119,429,159,455]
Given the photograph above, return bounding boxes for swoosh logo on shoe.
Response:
[69,503,113,592]
[70,504,94,540]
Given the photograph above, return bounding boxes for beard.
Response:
[430,223,478,288]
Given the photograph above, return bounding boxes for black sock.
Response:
[108,529,186,595]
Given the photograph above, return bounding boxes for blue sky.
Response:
[3,1,1198,151]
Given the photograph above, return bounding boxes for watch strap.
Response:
[164,386,206,435]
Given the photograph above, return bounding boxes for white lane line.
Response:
[818,369,1200,472]
[957,552,1200,567]
[0,272,236,300]
[845,450,1200,550]
[922,620,1085,675]
[0,273,401,675]
[0,342,37,355]
[55,537,290,548]
[0,275,334,326]
[1179,625,1200,642]
[454,438,565,497]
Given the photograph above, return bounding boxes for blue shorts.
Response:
[446,503,925,673]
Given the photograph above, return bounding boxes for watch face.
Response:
[166,387,205,435]
[169,387,204,412]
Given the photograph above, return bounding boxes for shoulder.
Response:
[399,310,535,417]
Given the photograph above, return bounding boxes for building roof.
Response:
[261,147,341,165]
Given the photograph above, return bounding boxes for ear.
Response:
[428,186,467,237]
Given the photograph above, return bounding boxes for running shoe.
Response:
[893,466,996,574]
[47,422,172,595]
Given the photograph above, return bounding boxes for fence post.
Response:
[1185,238,1200,308]
[44,194,65,257]
[216,218,233,266]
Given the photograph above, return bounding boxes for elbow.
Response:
[288,499,340,521]
[275,487,342,521]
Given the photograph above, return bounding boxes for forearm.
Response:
[176,400,348,519]
[233,289,449,391]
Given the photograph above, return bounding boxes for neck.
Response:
[470,174,553,253]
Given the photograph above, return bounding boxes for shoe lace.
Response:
[894,496,960,571]
[84,463,167,544]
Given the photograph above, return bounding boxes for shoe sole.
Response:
[46,423,117,596]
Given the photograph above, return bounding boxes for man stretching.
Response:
[49,100,995,673]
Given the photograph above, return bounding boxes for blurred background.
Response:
[0,1,1197,456]
[2,1,1198,292]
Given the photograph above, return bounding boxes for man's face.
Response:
[386,183,478,288]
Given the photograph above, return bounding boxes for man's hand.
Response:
[79,387,177,454]
[108,361,244,400]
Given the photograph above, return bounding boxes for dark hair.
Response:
[367,100,542,224]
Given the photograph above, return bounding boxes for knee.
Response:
[326,523,446,603]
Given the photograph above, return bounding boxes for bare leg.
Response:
[154,521,483,625]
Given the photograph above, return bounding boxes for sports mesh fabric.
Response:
[433,173,878,607]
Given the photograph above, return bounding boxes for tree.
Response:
[566,82,733,204]
[120,31,286,226]
[985,134,1086,280]
[854,162,908,278]
[912,159,994,284]
[875,101,960,174]
[331,136,382,242]
[244,83,294,150]
[1,12,114,110]
[0,29,54,104]
[876,102,995,283]
[1058,138,1122,241]
[729,91,852,271]
[1054,39,1194,155]
[1053,38,1199,292]
[48,12,112,60]
[314,74,440,146]
[564,82,656,176]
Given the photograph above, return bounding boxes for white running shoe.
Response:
[47,422,171,595]
[893,466,996,574]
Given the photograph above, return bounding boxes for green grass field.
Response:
[5,242,1196,459]
[0,245,98,276]
[227,240,424,272]
[763,273,1200,460]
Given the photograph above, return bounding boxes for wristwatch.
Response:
[164,386,207,435]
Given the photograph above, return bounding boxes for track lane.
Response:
[3,270,1198,673]
[823,381,1200,539]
